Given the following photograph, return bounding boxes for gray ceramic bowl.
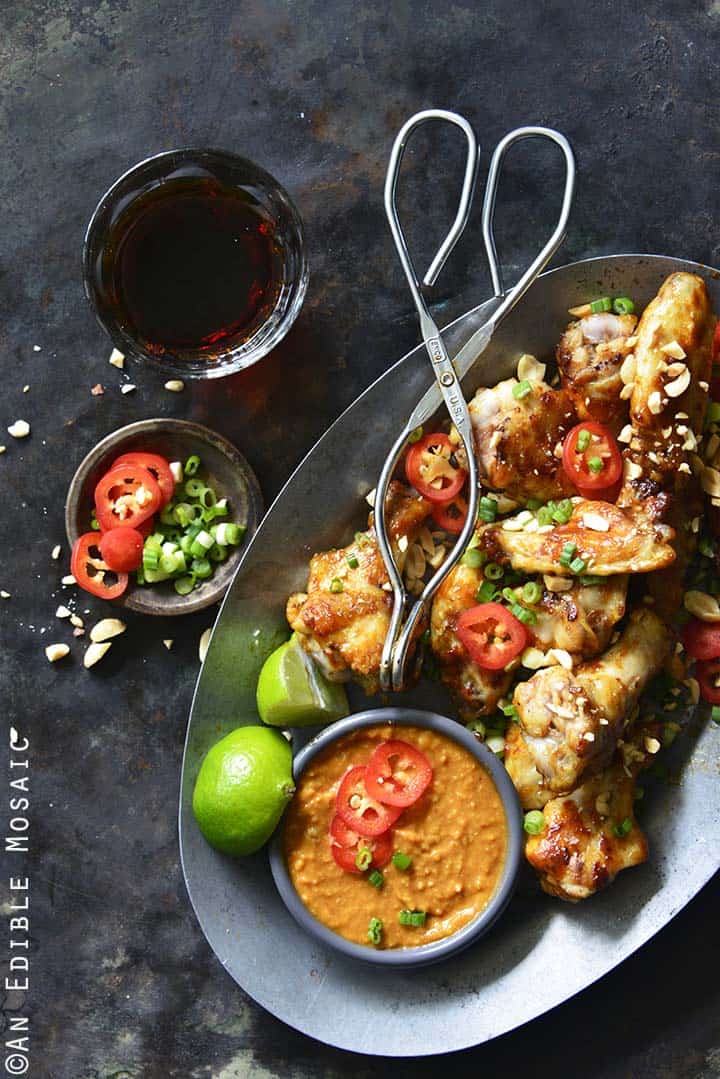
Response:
[269,707,523,968]
[65,418,263,616]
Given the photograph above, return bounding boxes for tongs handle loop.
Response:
[384,109,479,316]
[482,127,575,314]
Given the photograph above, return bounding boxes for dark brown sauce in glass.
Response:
[105,178,285,357]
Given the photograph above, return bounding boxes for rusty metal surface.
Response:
[2,0,720,1075]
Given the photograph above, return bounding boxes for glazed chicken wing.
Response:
[556,311,637,430]
[478,498,675,577]
[286,482,430,694]
[431,560,627,721]
[504,722,553,810]
[514,608,670,793]
[524,723,662,901]
[466,377,576,503]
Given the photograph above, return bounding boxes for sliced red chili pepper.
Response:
[113,451,175,507]
[335,765,403,837]
[696,658,720,704]
[328,814,393,874]
[456,602,528,670]
[100,526,144,573]
[682,618,720,661]
[405,432,467,503]
[431,494,468,534]
[561,421,623,498]
[364,740,433,807]
[71,532,128,600]
[95,463,162,532]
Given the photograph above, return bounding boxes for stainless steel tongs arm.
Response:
[378,109,481,692]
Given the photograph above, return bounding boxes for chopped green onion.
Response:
[136,566,145,585]
[191,558,213,580]
[355,847,372,872]
[90,512,100,531]
[522,581,542,605]
[712,706,720,725]
[160,504,177,526]
[174,575,195,596]
[569,557,587,575]
[485,733,506,756]
[502,586,519,604]
[461,548,485,569]
[478,496,498,523]
[579,574,604,586]
[552,499,573,525]
[185,477,205,499]
[475,580,496,604]
[576,429,591,453]
[706,401,720,427]
[613,296,635,315]
[347,553,359,569]
[368,869,384,888]
[208,543,228,563]
[143,548,160,572]
[613,817,633,838]
[399,910,426,927]
[354,531,369,544]
[634,786,645,801]
[199,486,217,509]
[513,380,532,400]
[184,455,201,476]
[559,541,577,568]
[159,553,179,574]
[587,456,604,474]
[511,603,536,625]
[537,505,554,527]
[523,810,545,835]
[408,426,423,444]
[367,917,383,945]
[590,296,612,313]
[392,851,412,871]
[526,498,542,511]
[484,562,504,581]
[499,701,518,719]
[330,578,344,594]
[662,722,681,747]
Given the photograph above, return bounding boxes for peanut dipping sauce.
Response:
[282,724,508,949]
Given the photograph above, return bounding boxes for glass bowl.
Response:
[82,148,308,379]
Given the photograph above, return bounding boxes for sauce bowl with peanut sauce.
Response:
[269,708,522,967]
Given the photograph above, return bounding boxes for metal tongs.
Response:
[377,109,575,692]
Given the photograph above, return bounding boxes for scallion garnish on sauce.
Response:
[367,917,383,945]
[399,909,427,927]
[392,851,412,870]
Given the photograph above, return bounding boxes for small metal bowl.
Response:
[269,707,523,968]
[65,418,263,616]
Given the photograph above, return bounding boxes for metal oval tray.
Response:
[179,254,720,1057]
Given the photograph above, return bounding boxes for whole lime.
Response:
[192,726,294,856]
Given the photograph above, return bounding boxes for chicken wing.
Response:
[478,499,675,577]
[286,482,430,694]
[524,723,662,901]
[504,722,553,810]
[431,561,627,721]
[466,377,576,503]
[556,311,637,430]
[514,607,671,793]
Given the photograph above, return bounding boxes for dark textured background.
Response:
[0,1,719,1076]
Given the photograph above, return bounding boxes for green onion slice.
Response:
[513,380,532,400]
[355,847,372,872]
[392,851,412,870]
[523,810,545,835]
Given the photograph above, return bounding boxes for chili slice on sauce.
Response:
[335,765,403,837]
[405,432,466,503]
[364,740,433,807]
[328,814,393,874]
[456,602,528,670]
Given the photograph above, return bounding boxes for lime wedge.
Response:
[256,633,349,728]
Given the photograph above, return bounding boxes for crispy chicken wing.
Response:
[431,561,627,721]
[556,311,637,429]
[466,378,576,503]
[478,499,675,577]
[514,608,671,793]
[524,723,662,901]
[286,482,430,693]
